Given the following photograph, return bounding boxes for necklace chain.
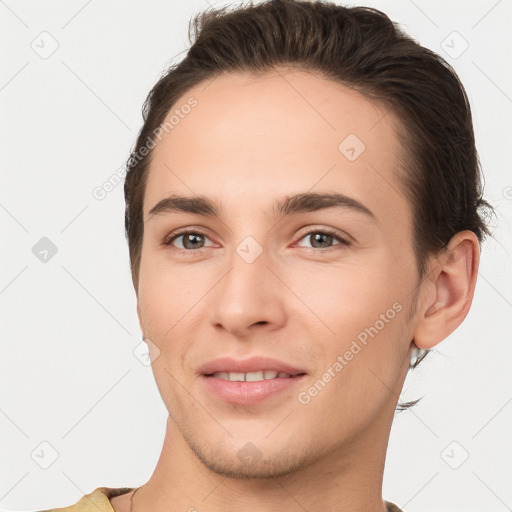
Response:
[129,486,141,512]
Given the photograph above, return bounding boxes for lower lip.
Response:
[201,375,307,405]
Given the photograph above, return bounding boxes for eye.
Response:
[163,230,214,251]
[295,229,351,250]
[162,227,351,254]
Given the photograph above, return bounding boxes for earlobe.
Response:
[413,231,480,350]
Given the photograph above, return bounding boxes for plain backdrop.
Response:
[1,1,511,511]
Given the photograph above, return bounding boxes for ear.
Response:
[413,230,480,350]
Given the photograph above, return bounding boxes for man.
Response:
[42,0,493,510]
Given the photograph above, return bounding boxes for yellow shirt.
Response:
[40,486,404,511]
[40,487,134,512]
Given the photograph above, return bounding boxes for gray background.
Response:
[1,0,511,511]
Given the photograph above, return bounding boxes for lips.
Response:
[199,356,307,377]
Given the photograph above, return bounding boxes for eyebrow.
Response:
[147,192,377,222]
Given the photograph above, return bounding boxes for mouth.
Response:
[199,356,308,405]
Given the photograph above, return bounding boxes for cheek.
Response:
[290,259,409,391]
[288,261,397,337]
[138,259,203,327]
[296,271,409,430]
[137,262,211,375]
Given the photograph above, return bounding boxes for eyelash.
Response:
[162,227,351,255]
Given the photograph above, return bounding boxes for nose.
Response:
[209,244,287,338]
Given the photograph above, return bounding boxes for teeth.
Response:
[211,371,292,381]
[246,371,265,382]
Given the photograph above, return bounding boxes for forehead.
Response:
[144,68,410,232]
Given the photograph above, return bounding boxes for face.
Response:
[136,68,422,479]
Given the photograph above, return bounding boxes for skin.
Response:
[111,67,480,512]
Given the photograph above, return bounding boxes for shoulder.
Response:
[37,487,135,512]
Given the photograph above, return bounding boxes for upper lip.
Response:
[199,356,307,376]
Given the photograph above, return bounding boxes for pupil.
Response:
[184,233,203,249]
[312,233,332,248]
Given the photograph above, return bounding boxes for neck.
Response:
[132,411,392,512]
